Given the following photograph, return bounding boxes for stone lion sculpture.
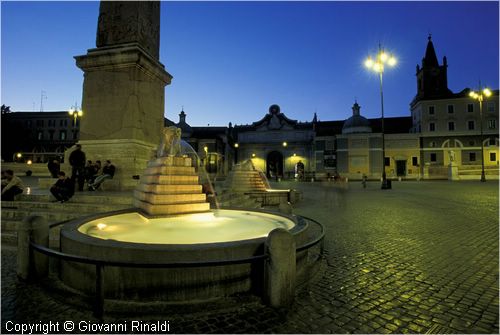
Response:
[157,126,182,157]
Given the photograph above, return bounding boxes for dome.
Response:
[342,102,372,134]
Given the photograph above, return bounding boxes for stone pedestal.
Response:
[448,163,459,181]
[63,139,157,191]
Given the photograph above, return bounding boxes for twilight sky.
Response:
[1,1,498,126]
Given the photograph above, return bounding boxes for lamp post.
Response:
[469,86,492,182]
[364,44,397,189]
[68,106,83,128]
[234,143,239,165]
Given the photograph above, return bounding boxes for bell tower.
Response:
[415,35,452,100]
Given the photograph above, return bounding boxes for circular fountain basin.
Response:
[78,210,295,244]
[60,209,311,303]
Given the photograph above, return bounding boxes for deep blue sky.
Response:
[1,1,498,126]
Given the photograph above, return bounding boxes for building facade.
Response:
[1,111,81,163]
[411,36,499,178]
[2,37,498,181]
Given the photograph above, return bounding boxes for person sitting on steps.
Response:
[50,171,75,203]
[88,160,115,191]
[1,170,24,201]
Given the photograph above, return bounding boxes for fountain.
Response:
[222,159,296,207]
[59,127,316,303]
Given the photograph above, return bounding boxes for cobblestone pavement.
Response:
[2,181,498,334]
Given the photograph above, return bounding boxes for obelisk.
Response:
[72,1,172,190]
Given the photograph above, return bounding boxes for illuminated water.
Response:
[79,209,295,244]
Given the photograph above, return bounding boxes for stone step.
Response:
[38,177,57,189]
[1,231,60,248]
[133,190,206,205]
[1,208,104,222]
[1,219,19,232]
[144,166,196,176]
[1,200,130,213]
[2,232,17,246]
[15,194,133,205]
[141,175,199,185]
[148,156,192,167]
[136,183,203,194]
[134,200,210,215]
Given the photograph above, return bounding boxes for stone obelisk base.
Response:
[63,139,156,191]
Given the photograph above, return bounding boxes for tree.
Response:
[1,104,11,114]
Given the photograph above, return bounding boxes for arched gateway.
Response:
[267,151,283,179]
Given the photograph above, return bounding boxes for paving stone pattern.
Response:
[2,181,498,334]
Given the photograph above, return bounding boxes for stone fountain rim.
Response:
[60,207,307,251]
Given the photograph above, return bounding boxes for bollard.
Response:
[278,198,292,214]
[17,215,49,281]
[264,228,296,308]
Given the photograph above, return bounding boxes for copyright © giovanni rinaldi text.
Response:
[4,320,170,334]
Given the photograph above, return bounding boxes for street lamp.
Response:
[364,44,397,189]
[68,106,83,127]
[469,86,492,182]
[234,143,239,164]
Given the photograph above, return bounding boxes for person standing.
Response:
[50,171,74,203]
[1,170,24,201]
[69,144,86,191]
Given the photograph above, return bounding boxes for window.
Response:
[430,153,437,162]
[467,103,474,113]
[384,157,390,166]
[469,153,476,161]
[60,119,68,127]
[429,141,436,148]
[73,130,78,140]
[412,157,418,166]
[49,130,54,140]
[60,131,66,140]
[428,106,435,115]
[315,140,325,151]
[469,140,475,146]
[490,153,497,162]
[36,120,44,127]
[37,131,43,140]
[487,102,495,113]
[429,123,436,132]
[447,105,454,114]
[448,122,455,131]
[487,119,496,129]
[468,121,475,130]
[489,138,496,146]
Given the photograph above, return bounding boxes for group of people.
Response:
[1,144,116,204]
[50,144,116,202]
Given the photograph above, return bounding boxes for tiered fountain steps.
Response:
[228,170,268,192]
[134,156,210,216]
